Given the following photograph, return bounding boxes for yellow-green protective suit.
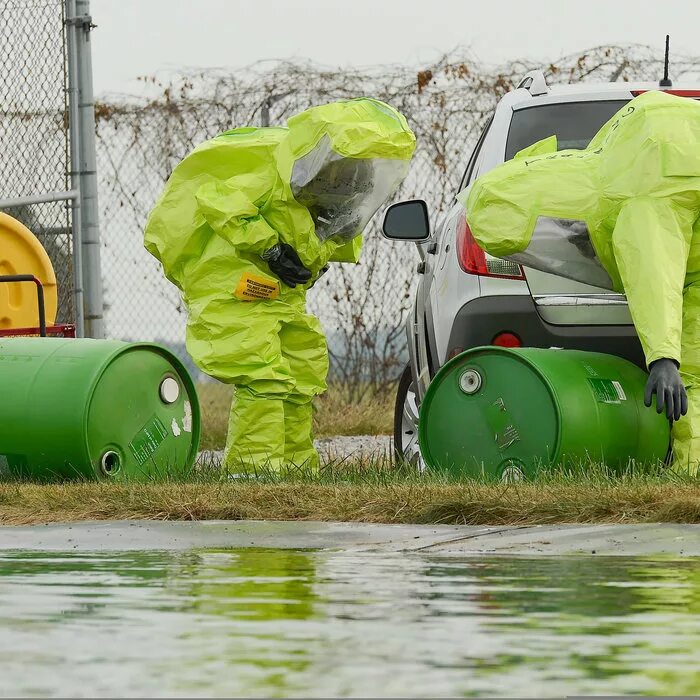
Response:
[145,99,415,471]
[459,90,700,474]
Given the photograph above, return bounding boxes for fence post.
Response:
[66,0,104,338]
[64,0,84,337]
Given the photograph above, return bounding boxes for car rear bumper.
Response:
[446,294,645,369]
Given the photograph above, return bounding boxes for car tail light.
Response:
[456,216,525,280]
[492,332,522,348]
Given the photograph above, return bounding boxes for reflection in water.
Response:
[0,550,698,697]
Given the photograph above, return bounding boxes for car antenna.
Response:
[660,34,672,88]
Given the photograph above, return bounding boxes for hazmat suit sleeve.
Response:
[612,197,692,367]
[195,179,278,256]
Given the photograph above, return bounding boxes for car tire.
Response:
[393,363,424,470]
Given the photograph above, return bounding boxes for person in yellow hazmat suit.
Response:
[145,99,416,471]
[459,90,700,474]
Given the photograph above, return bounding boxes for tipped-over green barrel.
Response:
[418,347,671,479]
[0,338,201,480]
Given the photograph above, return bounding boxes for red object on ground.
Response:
[0,324,76,338]
[0,274,76,339]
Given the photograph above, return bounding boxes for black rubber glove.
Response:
[644,358,688,422]
[262,243,312,288]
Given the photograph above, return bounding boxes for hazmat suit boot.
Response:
[225,389,286,472]
[283,399,318,469]
[145,99,416,472]
[278,312,328,469]
[459,91,700,473]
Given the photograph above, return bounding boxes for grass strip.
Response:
[1,464,699,526]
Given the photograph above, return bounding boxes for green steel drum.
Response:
[418,347,670,479]
[0,338,201,480]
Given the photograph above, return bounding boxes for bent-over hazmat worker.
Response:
[145,99,416,471]
[459,90,700,474]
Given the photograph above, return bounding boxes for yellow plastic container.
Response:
[0,213,58,329]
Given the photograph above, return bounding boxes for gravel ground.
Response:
[198,434,393,468]
[315,435,393,461]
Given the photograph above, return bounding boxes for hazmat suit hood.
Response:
[285,99,415,244]
[461,135,613,290]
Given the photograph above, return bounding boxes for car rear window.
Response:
[505,100,628,160]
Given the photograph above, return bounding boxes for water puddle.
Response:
[0,550,698,696]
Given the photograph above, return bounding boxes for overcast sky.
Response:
[91,0,700,97]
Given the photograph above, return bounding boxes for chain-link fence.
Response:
[0,0,74,323]
[1,0,103,337]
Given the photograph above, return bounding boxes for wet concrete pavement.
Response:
[1,520,699,556]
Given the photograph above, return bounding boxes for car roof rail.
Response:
[516,69,549,96]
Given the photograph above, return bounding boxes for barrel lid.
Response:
[418,347,560,478]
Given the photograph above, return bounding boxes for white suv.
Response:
[383,71,700,465]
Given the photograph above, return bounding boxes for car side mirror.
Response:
[382,200,431,242]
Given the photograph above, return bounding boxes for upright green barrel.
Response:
[0,338,201,480]
[418,347,670,479]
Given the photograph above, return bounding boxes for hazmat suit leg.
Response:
[279,310,328,468]
[607,198,696,473]
[672,283,700,476]
[185,297,299,472]
[223,307,327,472]
[221,307,327,472]
[186,295,328,472]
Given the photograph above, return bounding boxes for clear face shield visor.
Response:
[291,137,409,242]
[505,216,615,290]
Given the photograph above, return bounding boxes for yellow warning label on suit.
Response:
[233,272,280,301]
